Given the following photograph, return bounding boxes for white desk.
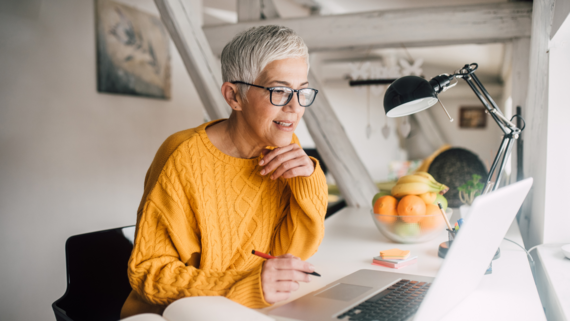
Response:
[535,244,570,321]
[264,207,545,320]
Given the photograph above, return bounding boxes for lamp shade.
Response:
[383,76,438,117]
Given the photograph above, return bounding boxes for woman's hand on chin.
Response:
[260,254,314,304]
[259,144,314,180]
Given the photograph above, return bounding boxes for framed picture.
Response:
[459,107,487,128]
[96,0,171,99]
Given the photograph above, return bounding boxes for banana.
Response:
[391,182,435,198]
[395,173,449,195]
[414,171,437,183]
[397,175,437,186]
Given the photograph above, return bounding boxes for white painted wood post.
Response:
[237,0,279,22]
[518,0,555,247]
[304,72,378,207]
[510,37,530,185]
[155,0,231,120]
[412,112,447,151]
[237,0,261,22]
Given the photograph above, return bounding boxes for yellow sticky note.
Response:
[380,248,410,259]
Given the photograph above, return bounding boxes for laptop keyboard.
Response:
[336,279,431,321]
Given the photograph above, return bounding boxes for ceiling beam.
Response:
[203,2,532,56]
[155,0,231,121]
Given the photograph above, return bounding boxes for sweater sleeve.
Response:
[127,181,270,309]
[271,156,328,260]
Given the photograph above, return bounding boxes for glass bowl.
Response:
[370,208,453,244]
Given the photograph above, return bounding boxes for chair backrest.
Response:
[53,226,136,321]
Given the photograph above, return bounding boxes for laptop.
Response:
[268,178,533,321]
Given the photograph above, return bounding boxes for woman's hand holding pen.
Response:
[260,254,314,304]
[259,144,315,179]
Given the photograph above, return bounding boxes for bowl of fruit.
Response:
[371,172,452,244]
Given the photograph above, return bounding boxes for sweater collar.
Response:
[198,119,264,168]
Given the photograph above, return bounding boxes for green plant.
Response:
[458,174,484,205]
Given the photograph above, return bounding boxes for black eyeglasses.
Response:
[231,81,318,107]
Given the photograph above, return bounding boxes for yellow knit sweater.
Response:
[121,119,328,318]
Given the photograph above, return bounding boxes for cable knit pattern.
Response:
[120,119,328,318]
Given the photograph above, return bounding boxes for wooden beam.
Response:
[510,37,530,186]
[519,0,555,247]
[237,0,262,22]
[551,0,570,40]
[204,2,533,56]
[155,0,231,121]
[260,0,280,20]
[413,111,447,151]
[305,73,378,207]
[237,0,280,22]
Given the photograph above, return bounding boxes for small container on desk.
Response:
[437,228,499,274]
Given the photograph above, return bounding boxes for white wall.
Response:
[426,96,503,169]
[543,13,570,244]
[0,1,204,320]
[315,81,407,182]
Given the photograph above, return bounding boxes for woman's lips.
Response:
[272,120,295,132]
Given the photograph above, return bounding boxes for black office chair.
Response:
[53,226,136,321]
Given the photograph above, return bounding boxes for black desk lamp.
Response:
[384,63,525,193]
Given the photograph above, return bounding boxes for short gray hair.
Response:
[221,25,309,99]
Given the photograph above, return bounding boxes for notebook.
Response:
[121,296,273,321]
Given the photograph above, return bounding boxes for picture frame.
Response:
[96,0,171,99]
[459,107,487,129]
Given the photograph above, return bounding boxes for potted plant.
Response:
[457,174,484,219]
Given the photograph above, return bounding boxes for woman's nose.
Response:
[283,94,303,112]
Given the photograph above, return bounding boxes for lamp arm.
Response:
[427,64,525,192]
[441,64,524,193]
[469,73,519,132]
[462,76,512,135]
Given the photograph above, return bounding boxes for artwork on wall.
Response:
[459,107,487,129]
[96,0,171,99]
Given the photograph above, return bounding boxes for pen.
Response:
[437,202,453,231]
[251,250,321,277]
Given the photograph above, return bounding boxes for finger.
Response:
[280,165,314,179]
[270,157,306,180]
[277,253,296,259]
[260,149,304,176]
[274,281,300,292]
[259,144,299,167]
[273,257,315,273]
[274,269,311,283]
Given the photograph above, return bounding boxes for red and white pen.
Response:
[251,250,321,277]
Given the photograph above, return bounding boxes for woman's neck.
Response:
[207,113,266,159]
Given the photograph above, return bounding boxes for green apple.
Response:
[433,194,448,211]
[372,191,391,207]
[394,221,421,237]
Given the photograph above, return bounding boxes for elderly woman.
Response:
[120,25,328,318]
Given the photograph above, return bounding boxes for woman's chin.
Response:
[267,133,294,147]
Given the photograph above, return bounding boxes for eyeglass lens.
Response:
[271,87,316,107]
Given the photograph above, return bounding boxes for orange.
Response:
[373,195,398,223]
[397,195,426,223]
[420,204,444,230]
